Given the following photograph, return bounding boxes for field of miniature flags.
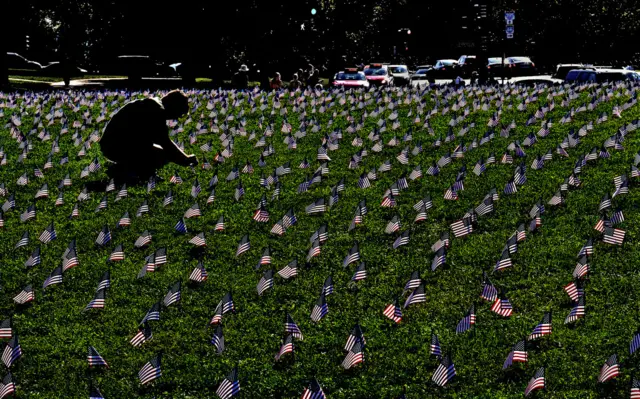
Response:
[0,80,640,398]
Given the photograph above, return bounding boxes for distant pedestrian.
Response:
[289,74,301,90]
[307,69,320,87]
[270,72,283,90]
[233,64,250,90]
[470,71,478,85]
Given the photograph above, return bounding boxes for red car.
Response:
[363,63,393,86]
[332,68,371,88]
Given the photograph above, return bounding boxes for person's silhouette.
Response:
[99,90,197,183]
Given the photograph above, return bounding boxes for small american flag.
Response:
[138,353,162,385]
[524,367,545,396]
[216,367,240,399]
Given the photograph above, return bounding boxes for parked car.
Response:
[363,63,393,86]
[553,64,594,80]
[6,52,42,71]
[565,68,640,83]
[411,66,431,81]
[425,59,458,79]
[332,68,370,89]
[388,65,411,86]
[505,56,537,76]
[487,57,507,77]
[455,55,478,77]
[40,62,88,76]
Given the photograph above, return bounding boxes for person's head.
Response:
[239,64,249,74]
[161,90,189,120]
[293,73,298,80]
[313,69,319,77]
[275,72,281,80]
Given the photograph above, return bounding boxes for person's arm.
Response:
[154,117,197,166]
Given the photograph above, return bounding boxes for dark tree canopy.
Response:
[3,0,640,84]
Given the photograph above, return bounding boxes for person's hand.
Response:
[181,154,198,167]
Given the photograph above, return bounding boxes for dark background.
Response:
[2,0,640,83]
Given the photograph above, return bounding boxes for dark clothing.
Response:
[306,73,319,87]
[233,72,249,90]
[99,97,192,181]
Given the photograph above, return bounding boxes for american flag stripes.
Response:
[13,285,34,305]
[0,372,15,399]
[603,227,625,245]
[598,354,620,383]
[189,232,206,247]
[84,288,106,311]
[134,230,152,248]
[210,293,235,325]
[117,211,131,227]
[311,292,328,322]
[564,279,584,302]
[216,367,240,399]
[491,296,513,317]
[342,242,360,267]
[189,261,208,283]
[631,329,640,355]
[573,256,590,279]
[404,271,421,292]
[524,367,545,396]
[138,353,162,385]
[301,379,326,399]
[95,225,111,246]
[108,244,124,261]
[341,341,364,370]
[130,322,153,347]
[528,311,552,340]
[275,334,294,361]
[392,230,410,249]
[87,346,108,367]
[404,283,426,308]
[503,340,528,369]
[2,336,21,368]
[432,354,456,387]
[257,270,275,295]
[184,203,202,218]
[481,273,498,301]
[451,217,473,238]
[163,281,182,307]
[632,377,640,399]
[175,217,188,233]
[142,302,161,323]
[43,266,63,289]
[236,234,250,257]
[430,333,442,357]
[457,304,476,333]
[0,320,11,340]
[351,262,367,281]
[565,295,586,324]
[431,247,446,271]
[211,325,225,354]
[383,298,402,323]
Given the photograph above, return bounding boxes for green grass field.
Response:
[0,83,639,398]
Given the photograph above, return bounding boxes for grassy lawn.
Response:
[0,82,637,398]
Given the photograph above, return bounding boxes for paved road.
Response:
[50,77,182,87]
[412,75,562,87]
